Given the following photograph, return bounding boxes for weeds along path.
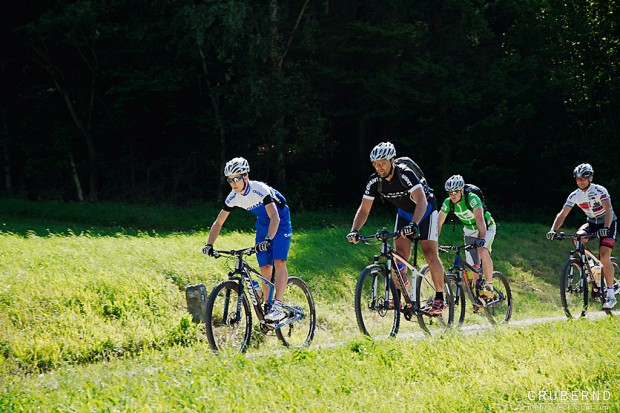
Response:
[250,311,618,358]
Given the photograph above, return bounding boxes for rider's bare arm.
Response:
[207,209,231,245]
[410,186,427,225]
[351,197,373,232]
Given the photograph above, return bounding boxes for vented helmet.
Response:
[224,157,250,176]
[573,163,593,178]
[445,175,465,191]
[369,142,396,162]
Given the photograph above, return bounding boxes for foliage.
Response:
[2,0,620,209]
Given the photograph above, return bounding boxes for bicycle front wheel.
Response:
[446,271,466,328]
[416,266,454,335]
[354,264,400,339]
[560,258,587,319]
[483,271,512,324]
[205,279,252,353]
[276,277,316,349]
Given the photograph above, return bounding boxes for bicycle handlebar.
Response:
[553,232,598,241]
[210,246,256,259]
[357,227,422,243]
[357,228,400,243]
[438,243,477,254]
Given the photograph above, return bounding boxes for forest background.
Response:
[1,0,618,213]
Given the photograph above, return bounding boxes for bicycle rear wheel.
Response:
[354,264,400,339]
[560,258,587,319]
[416,266,454,335]
[205,279,252,353]
[276,277,316,349]
[483,271,512,324]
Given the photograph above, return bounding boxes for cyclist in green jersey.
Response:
[437,175,497,302]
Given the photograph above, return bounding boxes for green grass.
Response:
[0,199,618,412]
[2,320,618,412]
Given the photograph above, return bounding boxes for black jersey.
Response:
[363,164,437,213]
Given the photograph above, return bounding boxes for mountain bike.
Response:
[438,243,512,326]
[205,246,316,353]
[553,232,620,319]
[353,228,455,337]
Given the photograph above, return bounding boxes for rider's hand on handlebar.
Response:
[400,222,418,237]
[474,238,485,248]
[202,243,214,256]
[598,227,609,238]
[346,229,360,243]
[546,230,556,240]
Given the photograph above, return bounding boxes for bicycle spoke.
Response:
[205,280,252,354]
[276,277,316,349]
[354,265,400,339]
[483,272,512,324]
[416,267,454,335]
[560,259,587,319]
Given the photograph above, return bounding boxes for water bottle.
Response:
[591,264,602,285]
[397,263,409,287]
[252,280,264,304]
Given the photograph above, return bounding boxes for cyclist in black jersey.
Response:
[346,142,446,314]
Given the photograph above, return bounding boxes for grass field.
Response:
[0,199,618,412]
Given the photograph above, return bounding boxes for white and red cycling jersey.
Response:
[564,183,616,223]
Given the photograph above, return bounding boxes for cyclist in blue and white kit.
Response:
[203,157,293,321]
[346,142,446,315]
[547,163,617,309]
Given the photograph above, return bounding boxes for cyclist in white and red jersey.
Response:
[346,142,446,315]
[547,163,617,309]
[203,157,293,321]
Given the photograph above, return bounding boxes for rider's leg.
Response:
[599,245,614,289]
[479,247,494,284]
[272,259,289,302]
[394,235,413,287]
[421,239,444,293]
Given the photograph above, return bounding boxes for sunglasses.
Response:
[226,175,245,183]
[447,190,461,196]
[575,176,590,182]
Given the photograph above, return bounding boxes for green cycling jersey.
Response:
[440,193,495,230]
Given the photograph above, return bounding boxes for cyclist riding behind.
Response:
[437,175,497,303]
[202,157,294,321]
[546,163,617,309]
[346,142,446,314]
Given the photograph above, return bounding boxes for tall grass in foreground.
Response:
[2,319,618,412]
[0,209,602,377]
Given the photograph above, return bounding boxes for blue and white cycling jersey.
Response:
[223,180,292,266]
[565,183,617,223]
[223,181,289,224]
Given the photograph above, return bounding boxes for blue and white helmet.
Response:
[445,175,465,191]
[224,157,250,176]
[369,142,396,162]
[573,163,593,178]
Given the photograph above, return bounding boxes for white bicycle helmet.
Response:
[444,174,465,191]
[573,163,593,178]
[369,142,396,162]
[224,157,250,176]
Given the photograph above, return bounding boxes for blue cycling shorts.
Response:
[255,205,293,267]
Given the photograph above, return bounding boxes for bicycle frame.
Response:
[362,228,431,315]
[440,244,505,309]
[215,248,302,330]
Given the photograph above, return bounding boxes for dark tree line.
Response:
[1,0,618,211]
